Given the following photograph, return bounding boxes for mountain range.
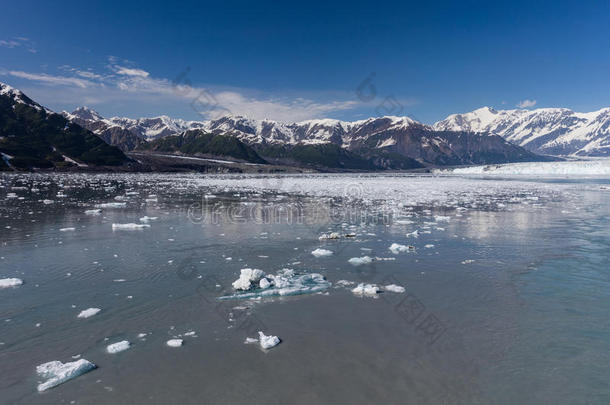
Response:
[62,106,545,170]
[434,106,610,156]
[1,81,578,171]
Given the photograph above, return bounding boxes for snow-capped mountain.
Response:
[433,107,610,156]
[0,83,128,170]
[63,106,545,168]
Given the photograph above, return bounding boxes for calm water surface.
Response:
[0,173,608,404]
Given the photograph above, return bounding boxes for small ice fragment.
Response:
[351,283,380,296]
[384,284,406,293]
[259,278,271,289]
[42,199,54,205]
[434,215,451,222]
[424,244,435,248]
[336,280,355,287]
[348,256,373,266]
[137,333,147,339]
[59,227,75,232]
[318,232,340,240]
[184,331,196,337]
[112,223,150,231]
[106,340,130,354]
[84,209,101,215]
[389,243,409,254]
[95,202,126,209]
[166,339,183,347]
[139,216,158,223]
[0,278,23,288]
[311,248,333,257]
[406,230,419,238]
[77,308,101,319]
[244,337,258,344]
[258,331,280,349]
[461,259,475,264]
[232,268,265,291]
[36,359,96,392]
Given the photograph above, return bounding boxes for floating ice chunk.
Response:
[406,230,419,238]
[95,202,126,209]
[106,340,130,354]
[139,216,158,223]
[166,339,183,347]
[336,280,355,287]
[389,243,409,254]
[318,232,340,240]
[0,278,23,288]
[258,331,280,349]
[77,308,101,319]
[232,268,265,291]
[112,223,150,231]
[36,359,96,392]
[59,227,75,232]
[384,284,406,293]
[461,259,475,264]
[221,270,330,300]
[348,256,373,266]
[311,248,333,257]
[244,337,258,344]
[352,283,380,296]
[424,244,435,248]
[42,199,54,205]
[259,278,271,289]
[6,192,17,198]
[84,209,101,215]
[434,215,451,222]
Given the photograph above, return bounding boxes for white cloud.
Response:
[0,37,37,53]
[7,71,92,88]
[516,99,537,109]
[114,66,150,77]
[1,62,365,122]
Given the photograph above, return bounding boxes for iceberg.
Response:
[77,308,101,318]
[0,278,23,288]
[352,283,380,296]
[166,339,183,347]
[388,243,409,254]
[106,340,131,354]
[112,223,151,230]
[95,202,126,208]
[258,331,280,349]
[36,359,96,392]
[232,268,265,290]
[384,284,406,293]
[311,248,333,257]
[220,269,331,300]
[348,256,373,266]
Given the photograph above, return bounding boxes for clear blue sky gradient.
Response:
[1,0,608,123]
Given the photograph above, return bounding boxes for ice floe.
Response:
[389,243,409,254]
[166,339,183,347]
[95,202,126,209]
[348,256,373,266]
[36,359,96,392]
[77,308,101,318]
[112,223,151,231]
[0,278,23,288]
[232,268,265,290]
[352,283,380,296]
[106,340,131,354]
[311,248,333,257]
[221,268,331,300]
[384,284,406,293]
[258,331,281,349]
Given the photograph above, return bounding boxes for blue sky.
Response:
[1,0,608,123]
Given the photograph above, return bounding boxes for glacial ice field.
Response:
[1,170,610,404]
